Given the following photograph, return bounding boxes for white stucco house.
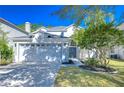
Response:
[0,18,80,63]
[0,18,124,64]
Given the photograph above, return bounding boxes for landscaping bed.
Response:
[62,58,117,73]
[78,58,117,73]
[0,59,13,66]
[79,65,117,73]
[55,60,124,87]
[0,62,12,66]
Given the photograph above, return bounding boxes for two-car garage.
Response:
[17,43,63,63]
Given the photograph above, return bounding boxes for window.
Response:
[48,35,52,38]
[31,44,35,47]
[41,44,44,46]
[64,43,67,46]
[37,44,40,47]
[25,44,29,46]
[61,32,64,38]
[48,35,51,38]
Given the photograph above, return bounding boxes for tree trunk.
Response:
[98,48,110,66]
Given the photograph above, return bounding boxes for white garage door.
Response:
[18,43,62,62]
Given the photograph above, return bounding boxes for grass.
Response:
[55,59,124,87]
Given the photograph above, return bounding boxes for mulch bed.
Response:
[79,65,117,73]
[62,59,117,73]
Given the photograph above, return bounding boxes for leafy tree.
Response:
[55,5,124,66]
[72,9,124,66]
[53,5,117,26]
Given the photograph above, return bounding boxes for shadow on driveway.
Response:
[0,62,61,87]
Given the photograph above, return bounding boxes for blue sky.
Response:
[0,5,124,26]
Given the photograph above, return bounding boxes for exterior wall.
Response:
[64,25,75,37]
[14,32,70,63]
[109,45,124,60]
[32,32,69,43]
[0,22,27,38]
[79,49,96,60]
[13,42,19,62]
[32,32,45,43]
[0,22,73,63]
[76,47,81,59]
[78,46,124,60]
[13,42,30,62]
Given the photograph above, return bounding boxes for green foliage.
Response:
[31,24,42,32]
[0,29,13,65]
[17,24,25,30]
[71,29,85,47]
[0,44,13,62]
[0,59,8,65]
[53,6,116,26]
[85,58,99,67]
[72,9,124,67]
[18,24,42,32]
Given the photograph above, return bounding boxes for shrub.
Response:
[0,38,13,65]
[0,29,13,65]
[85,58,99,67]
[0,46,13,65]
[0,59,8,65]
[1,44,13,58]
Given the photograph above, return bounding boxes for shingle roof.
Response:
[47,26,67,32]
[0,18,28,35]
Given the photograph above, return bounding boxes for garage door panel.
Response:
[44,44,62,62]
[19,44,38,62]
[19,44,62,62]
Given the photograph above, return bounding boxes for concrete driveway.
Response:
[0,62,61,87]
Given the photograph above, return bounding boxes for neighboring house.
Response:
[0,18,80,63]
[106,23,124,60]
[109,23,124,60]
[108,45,124,60]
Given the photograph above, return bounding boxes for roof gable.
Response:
[0,18,28,35]
[32,24,81,37]
[47,26,67,32]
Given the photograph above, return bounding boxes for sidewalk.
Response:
[0,62,23,69]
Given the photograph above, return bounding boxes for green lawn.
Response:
[55,59,124,87]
